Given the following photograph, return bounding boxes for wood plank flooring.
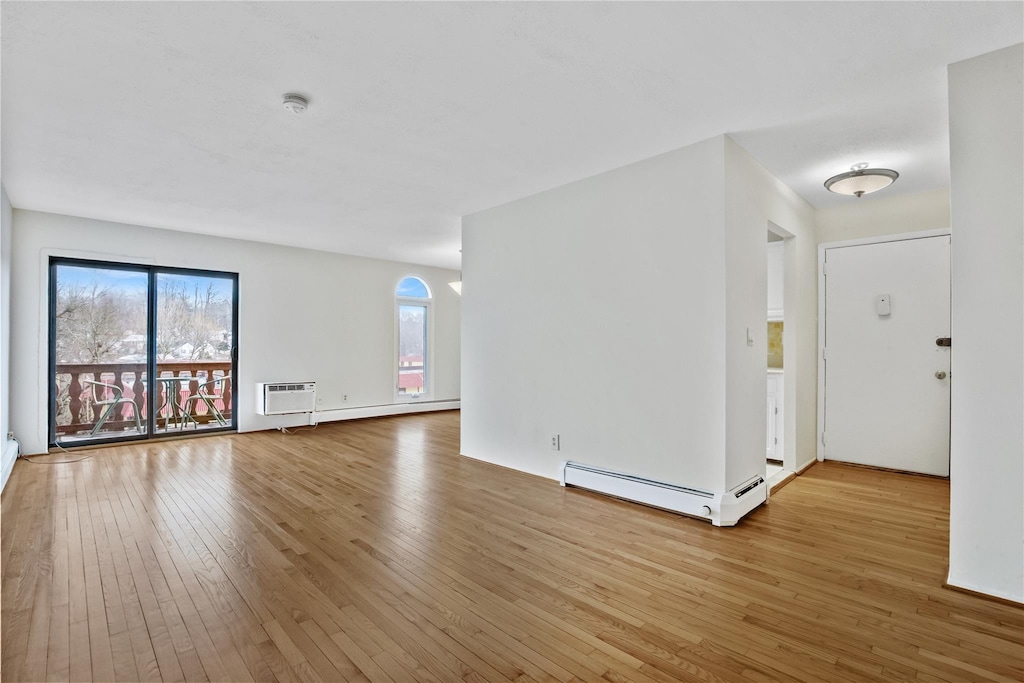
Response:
[2,411,1021,682]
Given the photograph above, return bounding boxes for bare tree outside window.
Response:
[399,307,425,357]
[156,278,232,361]
[55,280,146,364]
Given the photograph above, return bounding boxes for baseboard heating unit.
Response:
[560,461,766,527]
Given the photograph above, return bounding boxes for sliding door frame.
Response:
[48,257,239,448]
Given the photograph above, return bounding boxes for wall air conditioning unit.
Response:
[256,382,316,416]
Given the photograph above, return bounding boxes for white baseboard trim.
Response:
[946,574,1024,605]
[796,458,818,475]
[312,400,460,424]
[1,439,20,492]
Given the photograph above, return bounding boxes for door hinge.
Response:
[822,261,827,276]
[821,432,826,446]
[774,437,778,445]
[822,347,827,361]
[774,407,778,415]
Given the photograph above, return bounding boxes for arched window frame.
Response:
[394,276,433,401]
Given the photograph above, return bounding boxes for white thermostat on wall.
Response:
[875,294,891,316]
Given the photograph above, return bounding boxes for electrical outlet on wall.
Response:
[550,434,560,451]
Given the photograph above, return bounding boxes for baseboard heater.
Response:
[560,461,766,527]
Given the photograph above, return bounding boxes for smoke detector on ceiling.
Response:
[282,93,308,114]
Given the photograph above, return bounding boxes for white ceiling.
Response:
[2,2,1020,269]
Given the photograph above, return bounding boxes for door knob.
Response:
[935,371,947,380]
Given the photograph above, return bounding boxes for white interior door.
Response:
[823,236,951,476]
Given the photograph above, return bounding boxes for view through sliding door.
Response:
[51,262,151,443]
[154,271,236,435]
[50,258,238,447]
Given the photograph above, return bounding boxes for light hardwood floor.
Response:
[2,411,1021,682]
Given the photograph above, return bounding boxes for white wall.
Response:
[947,43,1024,603]
[724,138,818,478]
[815,189,950,245]
[463,137,727,487]
[10,210,461,455]
[1,186,16,489]
[461,135,815,496]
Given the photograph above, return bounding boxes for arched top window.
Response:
[395,276,431,400]
[396,276,431,299]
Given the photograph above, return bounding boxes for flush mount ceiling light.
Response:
[824,163,899,198]
[282,93,308,114]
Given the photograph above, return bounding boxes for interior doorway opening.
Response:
[766,224,794,488]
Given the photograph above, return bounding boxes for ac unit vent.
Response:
[256,382,316,415]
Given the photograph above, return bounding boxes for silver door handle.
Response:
[935,371,947,379]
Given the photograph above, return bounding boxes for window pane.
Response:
[54,264,149,443]
[398,304,427,395]
[396,276,429,299]
[156,273,235,432]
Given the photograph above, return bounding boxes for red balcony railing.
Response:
[54,361,232,437]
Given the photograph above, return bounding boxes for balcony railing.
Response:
[55,361,232,437]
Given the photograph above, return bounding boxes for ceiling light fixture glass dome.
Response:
[824,163,899,198]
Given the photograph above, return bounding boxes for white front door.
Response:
[823,235,951,476]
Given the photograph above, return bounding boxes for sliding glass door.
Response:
[155,271,235,434]
[50,258,238,447]
[51,262,151,442]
